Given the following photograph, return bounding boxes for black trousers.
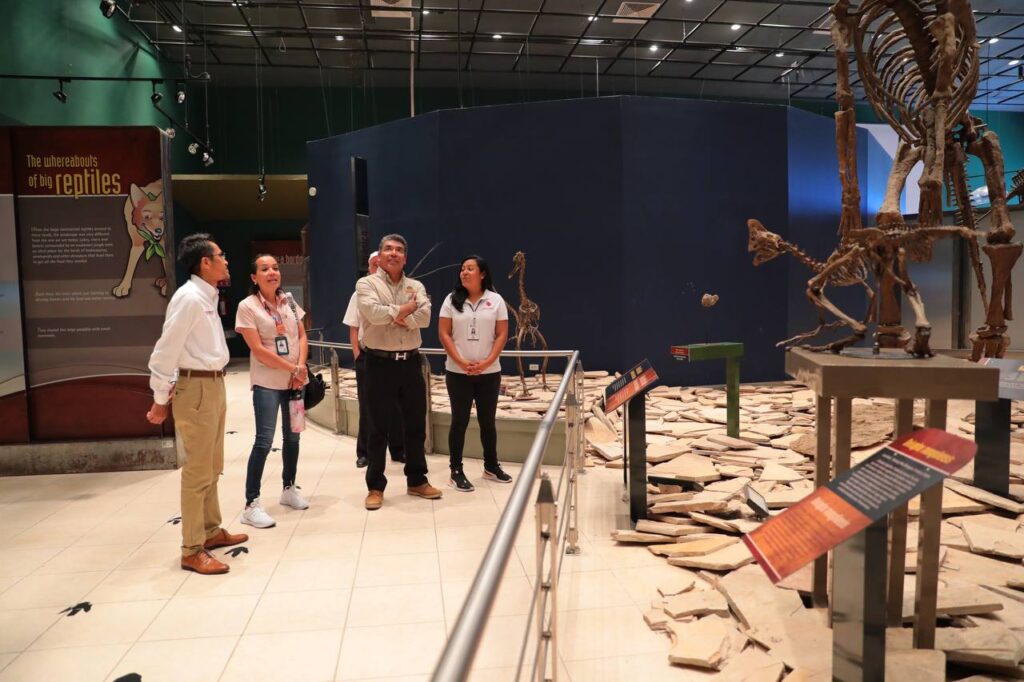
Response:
[355,353,405,460]
[445,370,501,470]
[364,352,428,492]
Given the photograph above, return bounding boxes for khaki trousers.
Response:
[172,375,226,557]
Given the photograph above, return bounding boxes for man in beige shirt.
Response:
[356,234,441,509]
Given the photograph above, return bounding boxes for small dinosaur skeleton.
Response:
[748,0,1020,359]
[508,251,549,397]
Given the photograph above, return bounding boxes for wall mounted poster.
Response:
[12,127,173,441]
[0,129,29,444]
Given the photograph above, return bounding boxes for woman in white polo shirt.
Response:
[438,255,512,492]
[235,254,310,528]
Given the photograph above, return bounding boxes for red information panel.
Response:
[743,428,976,583]
[604,359,658,413]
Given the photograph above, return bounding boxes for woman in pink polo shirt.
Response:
[235,254,309,528]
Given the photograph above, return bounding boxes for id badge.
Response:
[275,336,290,356]
[468,320,480,341]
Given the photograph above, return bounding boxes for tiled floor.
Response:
[0,368,687,681]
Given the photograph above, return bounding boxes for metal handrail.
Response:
[431,350,581,682]
[308,339,575,359]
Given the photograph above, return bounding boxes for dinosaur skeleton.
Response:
[508,251,549,397]
[748,0,1021,359]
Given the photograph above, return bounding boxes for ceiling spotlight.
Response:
[151,91,162,105]
[334,35,344,41]
[422,9,430,14]
[52,80,67,104]
[649,44,659,51]
[257,175,268,202]
[99,0,117,18]
[202,152,214,167]
[188,142,199,155]
[588,15,596,22]
[775,51,785,57]
[1011,59,1021,67]
[493,33,502,39]
[172,24,182,33]
[175,81,186,104]
[730,24,741,30]
[990,37,1000,44]
[164,127,176,139]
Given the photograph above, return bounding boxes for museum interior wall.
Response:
[308,96,874,387]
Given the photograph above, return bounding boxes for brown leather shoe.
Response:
[203,528,249,550]
[365,490,384,510]
[181,549,229,575]
[407,482,442,500]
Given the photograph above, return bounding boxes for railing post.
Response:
[564,362,581,556]
[330,349,342,435]
[421,354,434,455]
[535,474,558,682]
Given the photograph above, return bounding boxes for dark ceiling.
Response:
[122,0,1024,108]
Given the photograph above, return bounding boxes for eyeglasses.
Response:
[208,251,227,260]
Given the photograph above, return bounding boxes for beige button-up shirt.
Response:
[355,268,431,351]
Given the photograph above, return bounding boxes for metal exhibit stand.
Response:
[670,342,744,437]
[786,348,997,681]
[625,392,648,523]
[604,360,659,524]
[972,358,1024,497]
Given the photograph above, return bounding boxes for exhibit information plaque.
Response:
[604,359,657,413]
[743,428,976,583]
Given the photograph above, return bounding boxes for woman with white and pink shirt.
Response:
[235,254,309,528]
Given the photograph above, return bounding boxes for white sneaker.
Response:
[241,500,276,528]
[280,485,310,510]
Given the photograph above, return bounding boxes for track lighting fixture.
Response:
[99,0,117,18]
[164,127,176,138]
[150,82,162,105]
[257,175,267,202]
[176,82,186,104]
[202,152,214,167]
[188,142,199,155]
[52,80,67,103]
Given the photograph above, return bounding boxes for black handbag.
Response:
[303,367,326,410]
[284,294,327,410]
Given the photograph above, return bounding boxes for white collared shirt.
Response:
[148,274,229,405]
[439,289,508,374]
[342,291,365,343]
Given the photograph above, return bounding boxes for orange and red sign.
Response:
[743,428,976,583]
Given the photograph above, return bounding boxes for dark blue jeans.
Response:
[245,385,300,504]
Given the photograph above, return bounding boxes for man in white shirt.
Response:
[147,233,248,575]
[343,250,405,468]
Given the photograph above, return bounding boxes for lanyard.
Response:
[260,296,286,336]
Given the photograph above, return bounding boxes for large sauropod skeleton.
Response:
[747,0,1020,359]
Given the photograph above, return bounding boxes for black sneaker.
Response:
[356,457,368,469]
[449,469,475,492]
[483,464,513,484]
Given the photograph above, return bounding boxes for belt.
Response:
[179,368,225,379]
[363,348,419,361]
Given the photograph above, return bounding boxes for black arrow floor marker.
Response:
[226,430,237,435]
[113,674,142,682]
[59,601,92,616]
[226,546,249,558]
[271,447,280,452]
[167,515,181,525]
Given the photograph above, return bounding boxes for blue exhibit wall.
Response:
[619,98,790,385]
[783,108,887,349]
[307,96,852,383]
